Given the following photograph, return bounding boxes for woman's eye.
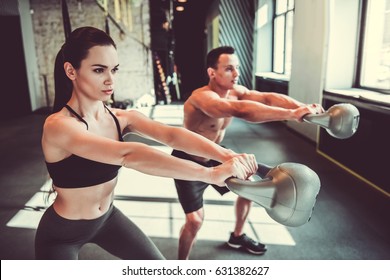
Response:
[93,68,104,73]
[112,67,119,74]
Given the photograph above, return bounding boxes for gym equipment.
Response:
[303,103,360,139]
[225,162,321,227]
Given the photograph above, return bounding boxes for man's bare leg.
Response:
[178,208,204,260]
[227,196,267,255]
[233,196,251,236]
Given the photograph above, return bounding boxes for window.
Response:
[357,0,390,94]
[273,0,294,76]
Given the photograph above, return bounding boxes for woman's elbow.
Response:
[120,142,149,167]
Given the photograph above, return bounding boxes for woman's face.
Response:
[73,45,119,102]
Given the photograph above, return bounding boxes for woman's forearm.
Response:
[162,126,235,162]
[121,142,215,183]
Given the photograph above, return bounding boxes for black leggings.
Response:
[35,204,165,260]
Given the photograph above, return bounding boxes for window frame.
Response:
[272,0,295,76]
[355,0,390,94]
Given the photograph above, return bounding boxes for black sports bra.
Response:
[45,104,124,188]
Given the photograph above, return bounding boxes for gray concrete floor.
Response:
[0,105,389,260]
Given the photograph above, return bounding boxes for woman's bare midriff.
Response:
[52,177,118,220]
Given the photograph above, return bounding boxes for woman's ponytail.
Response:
[53,47,72,113]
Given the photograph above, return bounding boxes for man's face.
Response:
[210,53,240,89]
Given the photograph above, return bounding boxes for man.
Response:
[172,46,323,259]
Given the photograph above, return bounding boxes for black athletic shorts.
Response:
[171,149,230,214]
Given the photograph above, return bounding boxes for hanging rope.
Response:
[61,0,72,39]
[105,16,110,35]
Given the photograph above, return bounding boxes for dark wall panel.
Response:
[319,92,390,196]
[0,16,31,119]
[219,0,255,88]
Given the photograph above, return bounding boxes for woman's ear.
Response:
[64,62,76,80]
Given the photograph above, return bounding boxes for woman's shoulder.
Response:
[113,107,148,118]
[43,110,80,135]
[111,107,152,130]
[44,110,67,124]
[43,111,61,128]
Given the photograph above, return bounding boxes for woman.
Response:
[35,26,257,260]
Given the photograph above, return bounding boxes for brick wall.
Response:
[30,0,153,106]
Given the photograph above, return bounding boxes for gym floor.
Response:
[0,104,389,260]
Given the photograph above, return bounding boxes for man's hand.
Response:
[293,103,325,122]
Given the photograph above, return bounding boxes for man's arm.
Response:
[189,88,319,123]
[235,85,304,109]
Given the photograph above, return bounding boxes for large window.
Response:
[357,0,390,93]
[273,0,294,76]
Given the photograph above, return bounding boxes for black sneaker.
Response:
[227,233,267,255]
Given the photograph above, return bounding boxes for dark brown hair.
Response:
[53,26,116,113]
[206,46,235,69]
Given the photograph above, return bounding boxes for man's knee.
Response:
[185,210,204,232]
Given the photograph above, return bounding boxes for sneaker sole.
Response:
[227,242,267,255]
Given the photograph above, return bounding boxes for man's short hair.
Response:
[206,46,235,69]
